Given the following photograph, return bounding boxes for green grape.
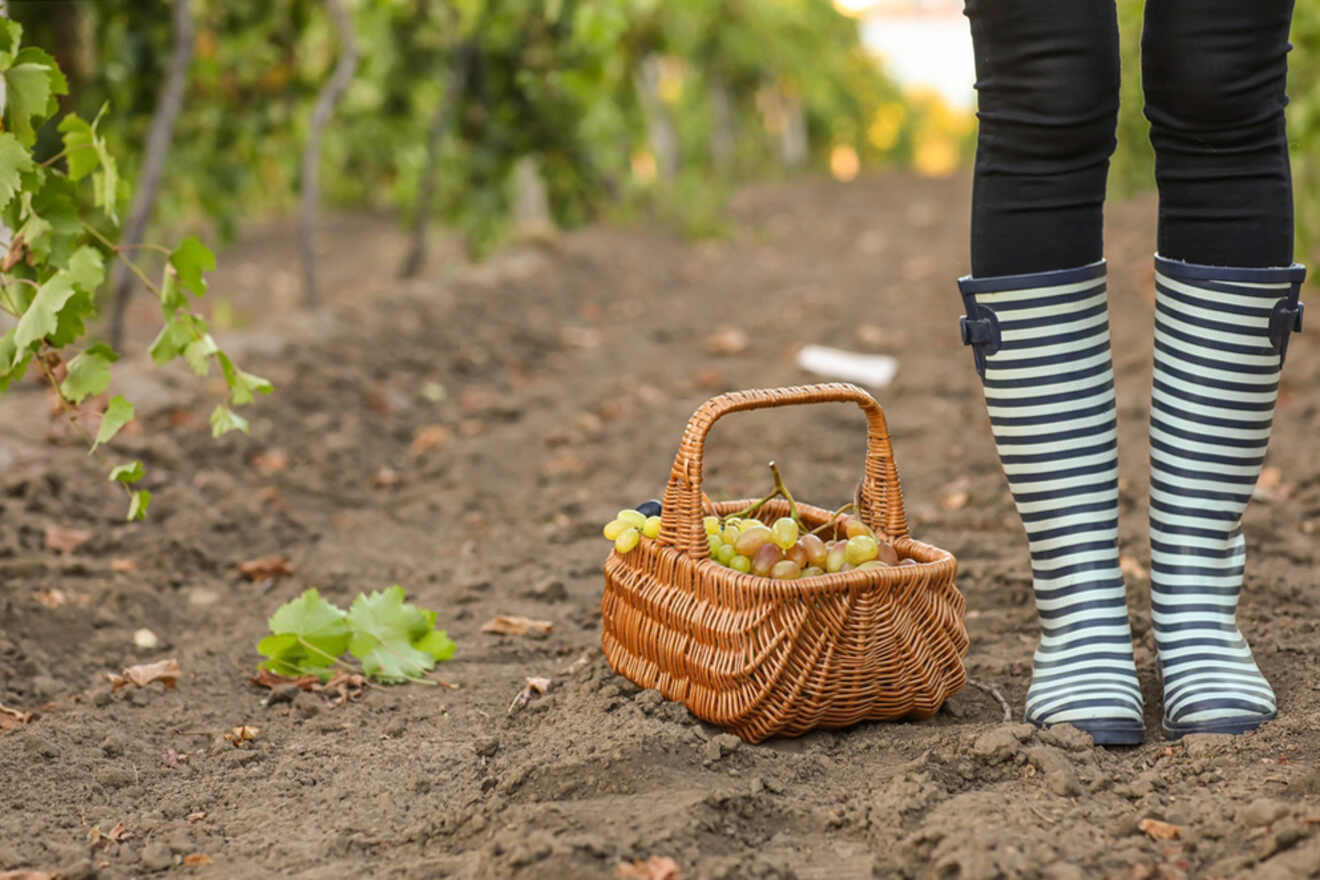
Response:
[856,560,886,570]
[716,542,736,565]
[615,527,641,554]
[825,544,847,572]
[604,519,628,541]
[721,523,740,545]
[802,565,825,577]
[770,517,799,550]
[703,515,721,535]
[724,517,744,532]
[845,535,879,566]
[618,509,647,529]
[642,515,662,538]
[730,554,752,573]
[707,533,722,553]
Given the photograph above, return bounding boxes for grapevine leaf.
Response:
[414,627,457,662]
[67,245,106,292]
[94,395,134,451]
[218,352,273,405]
[56,105,117,219]
[23,173,80,265]
[0,133,34,212]
[0,19,22,69]
[108,460,144,484]
[44,249,105,350]
[148,313,194,365]
[209,403,249,437]
[60,348,114,404]
[169,236,215,297]
[346,586,448,683]
[127,489,151,521]
[4,50,65,147]
[0,329,29,392]
[160,270,186,317]
[183,333,218,375]
[258,589,351,676]
[11,272,75,357]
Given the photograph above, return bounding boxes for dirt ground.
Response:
[3,173,1320,880]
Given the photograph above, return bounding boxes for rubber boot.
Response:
[959,260,1144,745]
[1148,255,1306,738]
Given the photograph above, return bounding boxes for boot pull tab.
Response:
[1268,290,1304,366]
[959,304,1001,379]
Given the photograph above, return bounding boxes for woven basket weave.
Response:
[601,383,968,743]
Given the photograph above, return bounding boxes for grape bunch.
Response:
[602,503,663,555]
[701,512,909,580]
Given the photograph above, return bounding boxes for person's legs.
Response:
[960,1,1143,744]
[1142,0,1306,737]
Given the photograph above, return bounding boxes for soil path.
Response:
[3,174,1319,879]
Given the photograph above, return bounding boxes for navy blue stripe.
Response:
[983,358,1111,390]
[1152,377,1275,413]
[1026,517,1118,543]
[1021,497,1116,523]
[1033,634,1142,655]
[1154,361,1278,396]
[995,421,1117,449]
[1155,281,1275,318]
[999,301,1107,332]
[1006,459,1116,486]
[987,341,1111,372]
[1151,399,1273,432]
[1154,303,1277,351]
[1035,576,1125,601]
[1014,477,1119,506]
[1167,697,1274,721]
[1153,336,1279,376]
[1149,538,1243,560]
[1003,438,1116,467]
[959,260,1106,295]
[1150,428,1265,458]
[1155,254,1306,285]
[991,400,1113,428]
[1149,497,1242,522]
[1149,457,1260,486]
[1152,619,1240,634]
[998,324,1108,353]
[1154,312,1277,358]
[1030,539,1119,561]
[987,377,1114,409]
[1149,478,1252,504]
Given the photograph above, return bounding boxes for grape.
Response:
[845,535,879,566]
[703,515,721,535]
[721,523,740,545]
[786,540,808,568]
[724,516,744,531]
[770,559,802,580]
[733,525,773,557]
[843,516,876,540]
[876,541,899,566]
[800,533,827,567]
[751,543,783,577]
[770,517,799,550]
[838,562,854,572]
[642,515,662,538]
[900,558,918,567]
[617,509,648,529]
[802,565,825,577]
[707,534,723,554]
[615,527,641,554]
[603,519,628,541]
[716,542,736,565]
[636,499,662,518]
[825,545,847,573]
[730,554,752,573]
[856,560,886,570]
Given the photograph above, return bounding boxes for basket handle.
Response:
[656,382,909,558]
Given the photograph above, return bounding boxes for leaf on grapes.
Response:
[170,236,216,297]
[60,344,117,404]
[210,404,250,438]
[0,132,34,211]
[94,395,135,451]
[44,524,90,553]
[480,615,553,637]
[217,352,273,405]
[108,461,144,484]
[346,586,450,683]
[4,48,67,147]
[183,333,218,376]
[107,657,180,690]
[127,489,151,522]
[258,589,351,678]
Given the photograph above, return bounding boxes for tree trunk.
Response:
[108,0,194,349]
[399,43,471,279]
[299,0,358,308]
[635,55,678,180]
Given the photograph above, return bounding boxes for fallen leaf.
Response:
[410,425,451,456]
[182,854,212,867]
[705,326,748,355]
[239,555,294,581]
[33,589,69,608]
[186,811,207,824]
[251,449,288,475]
[44,524,91,554]
[481,615,553,637]
[1120,556,1148,580]
[1252,466,1292,503]
[320,672,368,707]
[88,820,132,850]
[249,669,321,691]
[1138,818,1181,841]
[371,466,401,489]
[0,870,56,880]
[107,658,180,690]
[110,558,135,573]
[939,489,969,511]
[105,821,131,842]
[223,724,260,746]
[1,703,34,733]
[616,856,684,880]
[508,676,552,715]
[161,748,190,768]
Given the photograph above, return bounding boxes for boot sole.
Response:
[1034,718,1145,746]
[1162,712,1275,740]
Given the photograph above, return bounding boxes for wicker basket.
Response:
[600,383,968,743]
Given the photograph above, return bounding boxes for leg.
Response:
[960,1,1142,744]
[1142,0,1305,736]
[965,0,1119,276]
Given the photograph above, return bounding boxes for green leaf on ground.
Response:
[346,586,451,683]
[258,589,352,677]
[0,132,34,211]
[94,395,134,450]
[210,403,249,437]
[108,460,144,484]
[127,489,150,521]
[170,236,215,297]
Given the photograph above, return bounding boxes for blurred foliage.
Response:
[9,0,976,256]
[1111,0,1319,264]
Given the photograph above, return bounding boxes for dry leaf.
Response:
[1120,556,1148,580]
[44,524,91,553]
[410,425,452,456]
[183,854,212,867]
[508,676,552,715]
[0,871,56,880]
[110,557,135,573]
[2,231,27,272]
[239,555,294,580]
[616,856,684,880]
[223,724,260,746]
[1,703,34,733]
[107,658,180,690]
[186,811,207,824]
[1252,466,1292,503]
[1138,818,1181,841]
[939,489,969,511]
[33,589,69,608]
[251,449,288,475]
[161,748,190,768]
[249,669,321,691]
[705,327,748,355]
[320,672,368,707]
[481,615,554,637]
[371,466,401,489]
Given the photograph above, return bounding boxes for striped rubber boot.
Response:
[959,261,1144,745]
[1148,255,1306,738]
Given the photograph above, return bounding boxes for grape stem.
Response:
[767,461,805,530]
[808,502,855,536]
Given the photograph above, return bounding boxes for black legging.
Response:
[966,0,1297,277]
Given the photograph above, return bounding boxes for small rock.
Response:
[1182,733,1233,759]
[527,577,567,602]
[140,841,174,871]
[972,725,1031,763]
[292,692,320,719]
[1241,797,1290,827]
[94,766,135,789]
[101,733,129,758]
[474,737,500,758]
[1038,724,1095,752]
[265,685,301,707]
[702,738,724,763]
[385,719,407,738]
[91,687,113,707]
[1026,746,1081,797]
[1042,862,1085,880]
[714,734,742,755]
[164,829,194,854]
[133,628,159,649]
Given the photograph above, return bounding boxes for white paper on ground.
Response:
[795,344,898,389]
